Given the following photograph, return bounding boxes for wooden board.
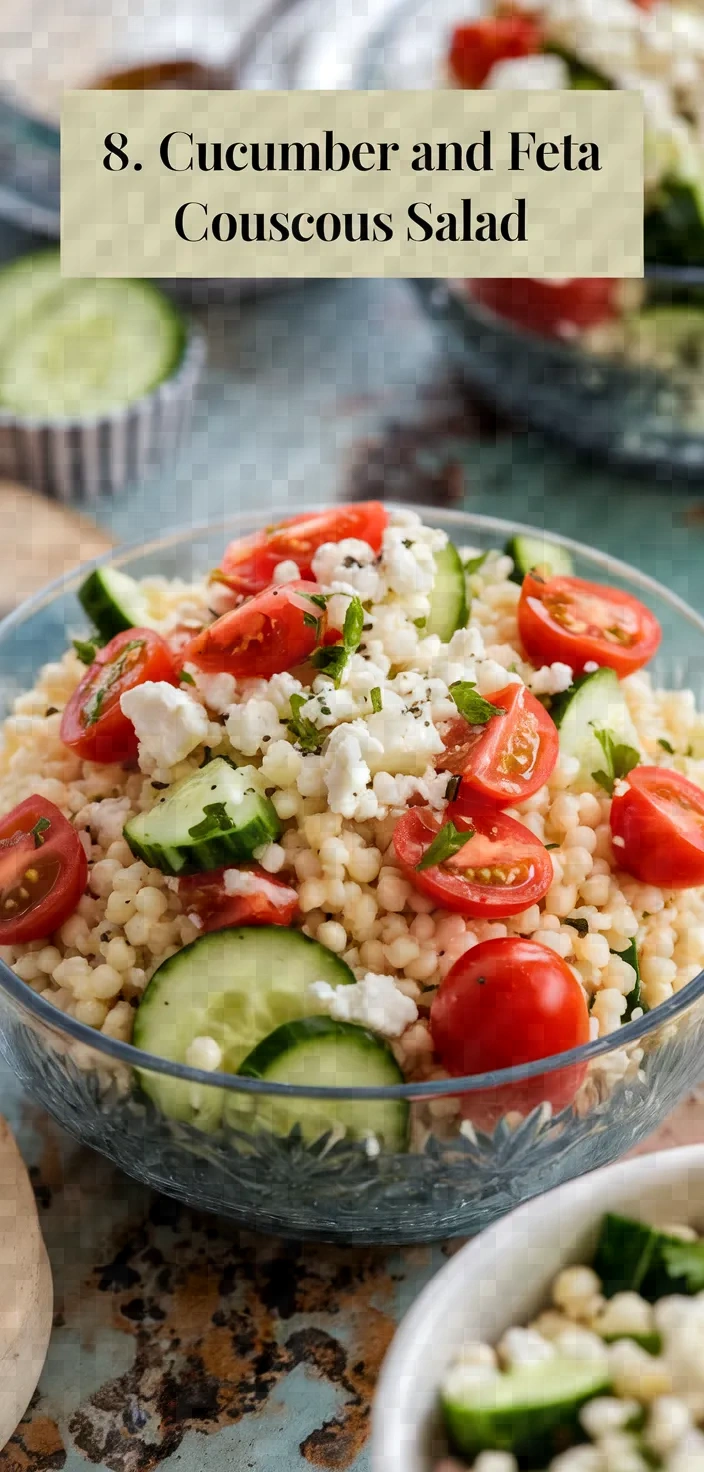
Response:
[0,1119,52,1451]
[0,480,113,611]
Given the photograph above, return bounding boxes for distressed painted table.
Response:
[3,228,704,1472]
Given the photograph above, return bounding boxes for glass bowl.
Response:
[339,0,704,476]
[2,506,704,1245]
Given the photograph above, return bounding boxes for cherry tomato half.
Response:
[610,766,704,888]
[393,797,553,918]
[448,16,541,88]
[178,865,299,934]
[470,279,618,339]
[518,572,661,678]
[218,502,388,597]
[183,580,339,679]
[430,937,590,1128]
[0,796,88,944]
[60,629,177,764]
[439,682,558,806]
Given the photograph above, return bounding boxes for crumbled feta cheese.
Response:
[485,52,570,88]
[373,767,449,812]
[312,538,385,603]
[272,559,301,583]
[191,669,237,714]
[225,698,284,757]
[262,671,305,714]
[321,723,380,818]
[380,522,446,599]
[120,681,209,769]
[300,688,360,730]
[309,972,418,1037]
[223,868,292,907]
[527,662,574,697]
[365,705,445,776]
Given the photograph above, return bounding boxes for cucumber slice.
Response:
[505,534,575,583]
[442,1355,610,1463]
[0,267,186,419]
[134,926,355,1127]
[235,1016,408,1148]
[426,542,468,642]
[124,757,280,875]
[78,567,158,641]
[594,1213,704,1301]
[552,668,640,785]
[601,1331,662,1355]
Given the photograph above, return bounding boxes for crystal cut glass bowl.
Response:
[1,507,704,1243]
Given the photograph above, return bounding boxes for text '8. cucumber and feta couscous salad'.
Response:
[2,502,704,1147]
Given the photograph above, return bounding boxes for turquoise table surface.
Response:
[2,254,704,1472]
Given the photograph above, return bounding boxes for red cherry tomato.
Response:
[393,796,553,918]
[610,766,704,888]
[518,572,661,678]
[178,865,299,934]
[470,278,618,339]
[60,630,178,765]
[430,938,590,1128]
[182,580,339,679]
[0,796,88,944]
[439,682,558,806]
[218,502,388,597]
[449,16,541,88]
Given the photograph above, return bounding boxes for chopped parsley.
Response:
[591,727,640,796]
[658,737,675,754]
[370,686,383,714]
[450,680,504,727]
[311,595,364,687]
[565,916,589,937]
[287,693,324,753]
[416,820,473,872]
[72,636,103,665]
[188,802,233,841]
[463,551,488,575]
[30,816,51,848]
[178,669,196,686]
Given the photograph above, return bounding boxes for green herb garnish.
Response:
[30,816,51,848]
[72,636,103,665]
[463,551,488,575]
[565,916,589,937]
[188,802,233,841]
[370,686,383,714]
[178,669,196,686]
[416,820,473,872]
[311,595,364,687]
[450,681,504,727]
[591,727,640,797]
[287,693,324,753]
[658,738,675,754]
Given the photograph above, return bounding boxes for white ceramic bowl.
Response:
[371,1144,704,1472]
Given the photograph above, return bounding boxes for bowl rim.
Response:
[1,502,704,1102]
[370,1141,704,1472]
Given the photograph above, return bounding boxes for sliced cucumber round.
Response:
[234,1016,409,1149]
[0,263,186,419]
[442,1355,610,1463]
[124,757,280,875]
[134,927,355,1128]
[552,667,640,785]
[505,534,575,583]
[426,542,468,642]
[78,567,158,641]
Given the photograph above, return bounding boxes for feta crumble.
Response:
[308,972,419,1038]
[120,682,209,768]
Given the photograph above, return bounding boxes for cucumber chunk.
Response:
[134,926,355,1127]
[78,567,158,641]
[552,668,640,785]
[442,1355,610,1463]
[426,542,468,642]
[505,534,575,583]
[124,757,280,875]
[235,1016,409,1148]
[594,1213,704,1300]
[0,256,186,418]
